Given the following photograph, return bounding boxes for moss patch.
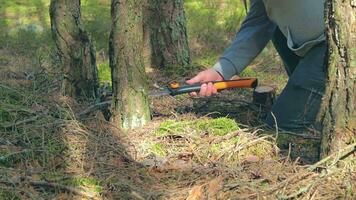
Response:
[97,61,111,84]
[144,117,277,166]
[62,177,103,194]
[155,117,239,137]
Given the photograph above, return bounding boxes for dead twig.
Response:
[228,135,275,160]
[262,142,356,196]
[77,100,111,117]
[210,129,248,144]
[29,180,97,199]
[278,163,340,200]
[0,184,43,200]
[270,112,279,140]
[0,115,39,128]
[278,131,321,140]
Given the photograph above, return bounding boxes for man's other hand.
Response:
[186,69,224,97]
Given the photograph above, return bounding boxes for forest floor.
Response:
[1,1,355,199]
[0,46,355,199]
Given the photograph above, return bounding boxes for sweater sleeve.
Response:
[213,0,276,80]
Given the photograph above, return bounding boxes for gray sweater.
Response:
[213,0,325,79]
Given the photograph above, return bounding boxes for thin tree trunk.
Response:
[49,0,98,99]
[317,0,356,158]
[109,0,151,129]
[145,0,191,69]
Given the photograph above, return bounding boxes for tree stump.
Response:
[253,86,276,111]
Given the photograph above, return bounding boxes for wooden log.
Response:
[253,86,276,110]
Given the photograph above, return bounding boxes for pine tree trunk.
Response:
[318,0,356,158]
[109,0,151,130]
[145,0,191,69]
[49,0,99,99]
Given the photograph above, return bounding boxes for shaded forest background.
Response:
[0,0,286,89]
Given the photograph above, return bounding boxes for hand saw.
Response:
[150,78,258,97]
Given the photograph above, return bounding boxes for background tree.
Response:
[50,0,99,98]
[318,0,355,158]
[144,0,190,69]
[109,0,151,129]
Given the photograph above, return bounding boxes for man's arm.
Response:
[213,0,276,80]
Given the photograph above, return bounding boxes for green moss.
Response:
[98,61,111,84]
[62,177,103,194]
[155,117,239,137]
[155,120,192,136]
[196,117,239,136]
[150,143,167,157]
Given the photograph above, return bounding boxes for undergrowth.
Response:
[0,77,154,199]
[136,117,278,168]
[155,117,239,137]
[0,1,354,199]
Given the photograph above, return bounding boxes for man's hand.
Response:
[186,68,224,97]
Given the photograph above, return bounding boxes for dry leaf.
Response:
[245,155,260,163]
[207,176,224,198]
[186,185,204,200]
[161,159,191,171]
[109,157,124,167]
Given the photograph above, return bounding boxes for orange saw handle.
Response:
[213,78,258,90]
[168,78,258,96]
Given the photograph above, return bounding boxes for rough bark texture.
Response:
[49,0,99,99]
[109,0,151,129]
[318,0,356,158]
[144,0,191,69]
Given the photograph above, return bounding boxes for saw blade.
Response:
[149,89,171,97]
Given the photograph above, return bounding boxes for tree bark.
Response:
[144,0,191,69]
[49,0,99,99]
[318,0,356,158]
[109,0,151,129]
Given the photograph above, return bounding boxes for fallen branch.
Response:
[277,131,321,140]
[0,116,39,128]
[77,100,111,117]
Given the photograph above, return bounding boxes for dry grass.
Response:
[1,66,355,199]
[128,113,355,200]
[0,64,155,199]
[0,36,354,200]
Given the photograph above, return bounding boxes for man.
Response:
[187,0,326,133]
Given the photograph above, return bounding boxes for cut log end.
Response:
[253,86,276,110]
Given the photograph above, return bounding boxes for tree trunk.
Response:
[145,0,191,69]
[49,0,98,99]
[109,0,151,129]
[317,0,356,158]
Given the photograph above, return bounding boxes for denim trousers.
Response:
[264,28,327,132]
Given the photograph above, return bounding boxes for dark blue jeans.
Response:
[265,28,327,132]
